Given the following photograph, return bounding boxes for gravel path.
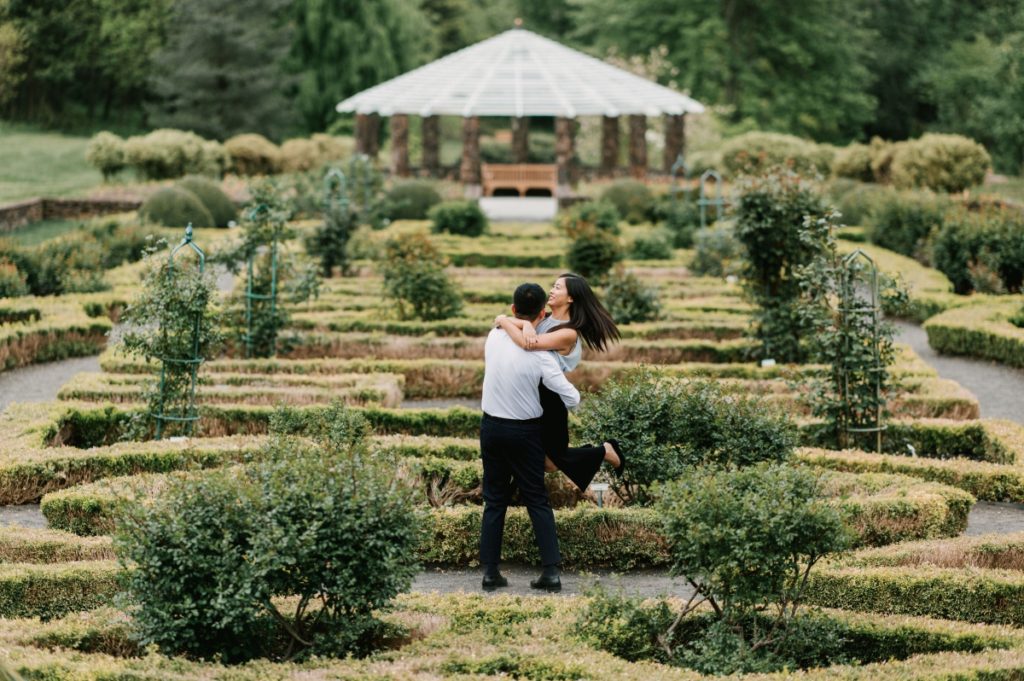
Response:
[0,355,101,412]
[414,566,691,598]
[895,320,1024,424]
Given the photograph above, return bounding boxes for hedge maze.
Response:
[3,217,1024,678]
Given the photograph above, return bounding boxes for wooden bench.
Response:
[481,163,558,197]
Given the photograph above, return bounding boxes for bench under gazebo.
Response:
[336,25,704,199]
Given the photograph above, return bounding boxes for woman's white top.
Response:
[536,315,582,372]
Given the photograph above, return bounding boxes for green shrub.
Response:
[122,129,215,180]
[721,131,831,176]
[833,143,874,182]
[566,228,621,284]
[386,180,443,220]
[224,134,280,176]
[830,181,890,227]
[653,195,701,247]
[629,228,674,260]
[278,138,318,172]
[868,137,901,184]
[600,180,655,224]
[176,177,237,228]
[32,236,107,295]
[429,200,488,237]
[85,132,126,180]
[690,222,743,277]
[138,187,214,228]
[0,260,28,298]
[575,369,797,504]
[558,201,620,238]
[381,233,463,321]
[603,268,660,323]
[931,206,1024,294]
[865,189,949,259]
[115,410,423,662]
[890,133,991,193]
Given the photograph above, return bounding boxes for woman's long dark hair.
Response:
[552,272,620,352]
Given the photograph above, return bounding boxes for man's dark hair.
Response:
[513,283,546,320]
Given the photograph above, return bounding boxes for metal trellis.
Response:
[669,153,689,208]
[698,169,725,228]
[243,203,280,358]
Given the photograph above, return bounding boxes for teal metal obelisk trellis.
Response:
[698,169,725,228]
[243,202,281,358]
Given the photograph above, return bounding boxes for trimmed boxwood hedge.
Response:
[0,561,121,620]
[925,298,1024,369]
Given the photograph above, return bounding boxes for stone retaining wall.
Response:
[0,198,141,233]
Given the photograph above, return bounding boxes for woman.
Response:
[495,273,625,491]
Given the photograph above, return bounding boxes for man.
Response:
[479,282,580,592]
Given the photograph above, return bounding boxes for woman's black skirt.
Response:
[539,383,604,491]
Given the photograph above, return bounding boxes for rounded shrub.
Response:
[85,131,127,180]
[865,189,949,259]
[932,206,1024,294]
[690,222,743,277]
[832,143,874,182]
[890,133,991,193]
[123,129,210,180]
[721,131,830,176]
[558,201,621,238]
[653,196,701,247]
[600,180,655,224]
[279,138,319,172]
[198,140,230,177]
[566,228,622,284]
[575,369,797,505]
[868,137,901,184]
[139,187,214,228]
[603,268,660,323]
[380,232,463,321]
[828,180,890,227]
[429,200,488,236]
[386,180,443,220]
[224,134,281,176]
[630,227,674,260]
[0,259,28,298]
[176,177,237,227]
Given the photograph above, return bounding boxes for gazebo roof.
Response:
[336,28,704,119]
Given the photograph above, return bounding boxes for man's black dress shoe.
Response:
[608,438,626,478]
[482,572,508,591]
[530,569,562,592]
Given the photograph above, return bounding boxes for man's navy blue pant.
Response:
[479,413,561,567]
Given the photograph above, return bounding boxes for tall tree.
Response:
[290,0,436,133]
[421,0,513,55]
[571,0,876,144]
[148,0,295,140]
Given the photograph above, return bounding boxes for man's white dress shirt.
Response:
[481,327,580,420]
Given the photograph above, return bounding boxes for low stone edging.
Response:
[0,198,141,233]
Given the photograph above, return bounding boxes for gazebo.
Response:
[336,26,704,198]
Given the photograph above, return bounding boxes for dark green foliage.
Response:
[305,203,357,278]
[557,201,620,238]
[690,223,743,277]
[603,268,660,323]
[575,368,797,505]
[653,196,701,248]
[381,232,463,321]
[827,180,890,228]
[931,207,1024,294]
[0,260,28,297]
[1011,305,1024,329]
[139,187,214,228]
[576,585,680,663]
[721,131,833,177]
[429,200,488,237]
[734,171,830,362]
[115,402,423,662]
[147,0,296,139]
[385,181,443,220]
[176,177,237,228]
[890,134,991,193]
[600,180,654,224]
[629,228,673,260]
[566,229,621,284]
[865,190,949,260]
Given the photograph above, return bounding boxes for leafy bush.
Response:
[600,180,655,224]
[721,131,831,177]
[832,142,874,182]
[931,206,1024,294]
[279,138,318,172]
[690,222,743,277]
[306,201,358,277]
[566,228,621,284]
[868,137,901,184]
[224,134,281,176]
[115,402,423,662]
[381,233,463,321]
[176,177,237,228]
[121,129,226,180]
[558,201,620,238]
[630,228,674,260]
[653,195,701,247]
[32,235,107,295]
[139,187,214,228]
[429,200,488,236]
[865,189,949,259]
[890,133,991,193]
[603,268,661,323]
[85,131,126,180]
[828,180,890,227]
[385,180,443,220]
[575,369,797,504]
[0,259,28,298]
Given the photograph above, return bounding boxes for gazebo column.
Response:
[421,116,440,177]
[555,117,576,197]
[355,114,369,155]
[600,116,619,178]
[460,116,482,197]
[512,117,529,163]
[390,114,410,177]
[628,114,647,179]
[663,113,685,172]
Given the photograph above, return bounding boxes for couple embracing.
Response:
[479,273,625,592]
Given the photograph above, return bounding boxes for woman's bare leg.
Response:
[602,442,621,468]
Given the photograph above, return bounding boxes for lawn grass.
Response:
[5,219,86,247]
[981,175,1024,204]
[0,123,103,204]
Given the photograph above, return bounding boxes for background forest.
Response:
[1,0,1023,174]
